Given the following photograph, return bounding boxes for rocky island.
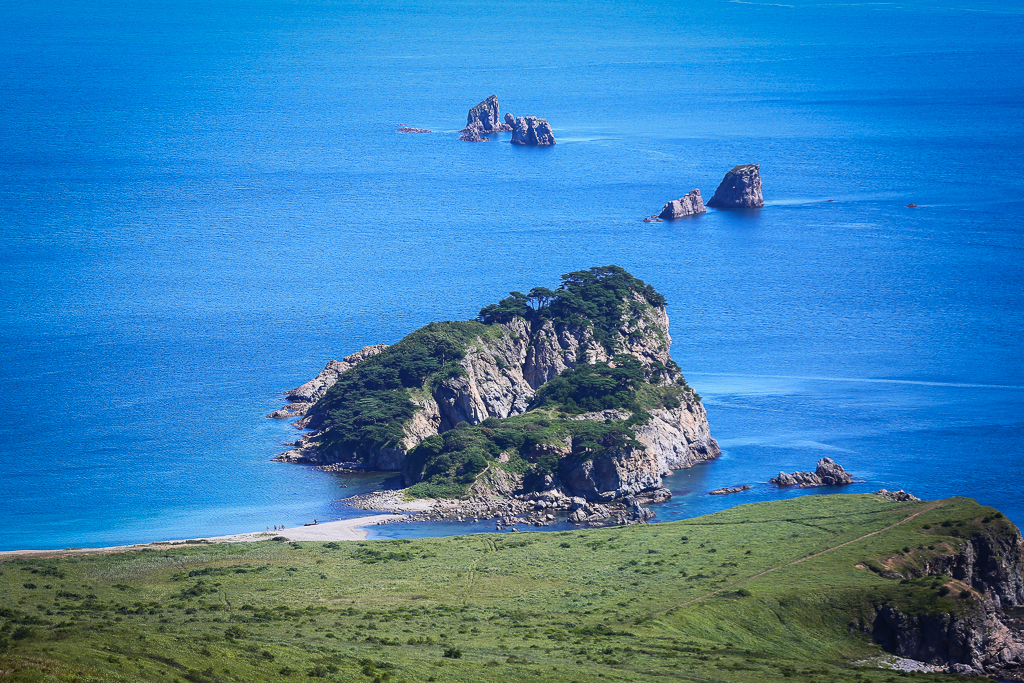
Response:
[706,163,764,208]
[658,189,706,219]
[771,457,854,487]
[459,95,513,141]
[273,266,718,524]
[507,114,556,145]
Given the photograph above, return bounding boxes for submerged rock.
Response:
[706,164,764,209]
[508,115,556,145]
[658,189,706,219]
[771,457,853,487]
[458,126,489,142]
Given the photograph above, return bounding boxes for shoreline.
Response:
[0,513,407,559]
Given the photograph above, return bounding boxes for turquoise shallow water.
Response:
[1,0,1022,550]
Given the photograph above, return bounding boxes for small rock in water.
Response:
[658,189,706,219]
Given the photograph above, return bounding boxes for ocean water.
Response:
[1,0,1022,550]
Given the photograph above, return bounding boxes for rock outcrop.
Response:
[706,164,764,209]
[508,115,556,146]
[658,190,706,219]
[876,488,921,502]
[267,344,388,419]
[458,128,489,142]
[464,95,513,133]
[862,520,1024,678]
[771,457,853,487]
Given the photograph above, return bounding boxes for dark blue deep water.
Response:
[1,0,1022,550]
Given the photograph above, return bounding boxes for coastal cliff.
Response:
[855,506,1024,678]
[273,266,718,510]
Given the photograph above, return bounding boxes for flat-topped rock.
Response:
[658,189,706,219]
[465,95,513,133]
[508,115,555,145]
[706,164,764,209]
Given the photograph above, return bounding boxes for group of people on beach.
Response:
[265,525,286,532]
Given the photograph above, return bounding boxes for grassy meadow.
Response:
[0,494,1011,683]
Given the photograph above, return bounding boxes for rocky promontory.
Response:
[508,115,556,145]
[267,344,388,419]
[271,266,718,519]
[706,164,764,208]
[771,457,854,487]
[856,509,1024,678]
[658,189,706,219]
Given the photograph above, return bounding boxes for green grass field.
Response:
[0,494,1011,683]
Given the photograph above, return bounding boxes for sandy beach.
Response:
[0,513,407,559]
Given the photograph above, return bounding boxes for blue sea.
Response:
[1,0,1022,550]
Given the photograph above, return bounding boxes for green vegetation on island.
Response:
[0,495,1015,682]
[302,266,701,500]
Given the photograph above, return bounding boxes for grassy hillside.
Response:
[0,495,1009,682]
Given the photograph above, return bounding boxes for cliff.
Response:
[857,506,1024,678]
[706,164,764,209]
[273,266,718,508]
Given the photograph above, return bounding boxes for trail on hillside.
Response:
[650,501,946,618]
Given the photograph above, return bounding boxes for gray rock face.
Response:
[658,189,706,219]
[861,520,1024,678]
[509,115,556,145]
[706,164,764,209]
[267,344,388,419]
[465,95,513,133]
[770,457,854,487]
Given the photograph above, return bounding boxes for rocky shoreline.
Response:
[338,487,659,529]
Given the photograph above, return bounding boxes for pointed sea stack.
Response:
[658,189,706,219]
[464,95,513,133]
[706,164,764,208]
[508,115,556,145]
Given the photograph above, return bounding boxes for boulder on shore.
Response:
[658,189,706,219]
[706,164,764,208]
[464,95,513,133]
[508,115,556,145]
[770,457,853,487]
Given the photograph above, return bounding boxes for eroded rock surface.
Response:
[508,115,556,145]
[267,344,388,419]
[658,189,706,219]
[862,522,1024,678]
[464,95,513,133]
[706,164,764,209]
[771,457,853,487]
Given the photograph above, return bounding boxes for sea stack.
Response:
[658,189,706,219]
[770,457,854,487]
[706,164,764,208]
[508,115,556,145]
[464,95,513,133]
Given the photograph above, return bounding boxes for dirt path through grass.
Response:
[650,501,946,618]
